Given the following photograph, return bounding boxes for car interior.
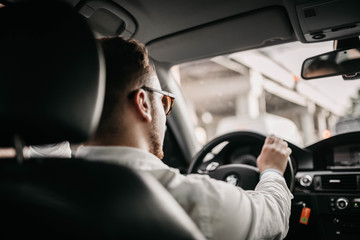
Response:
[1,0,360,239]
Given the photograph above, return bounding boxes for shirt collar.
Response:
[76,145,169,171]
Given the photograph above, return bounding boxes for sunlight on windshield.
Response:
[173,41,360,147]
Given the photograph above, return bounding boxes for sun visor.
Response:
[147,7,293,64]
[77,0,136,38]
[296,0,360,42]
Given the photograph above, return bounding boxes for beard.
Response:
[148,101,164,159]
[149,127,164,159]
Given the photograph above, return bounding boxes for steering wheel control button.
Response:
[225,174,238,186]
[336,198,349,210]
[206,162,219,171]
[300,175,312,187]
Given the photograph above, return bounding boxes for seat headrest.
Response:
[0,1,105,147]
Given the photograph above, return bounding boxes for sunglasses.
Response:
[141,86,175,116]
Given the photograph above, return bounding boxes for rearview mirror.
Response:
[301,48,360,80]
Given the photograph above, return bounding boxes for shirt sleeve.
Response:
[151,168,293,240]
[246,171,293,239]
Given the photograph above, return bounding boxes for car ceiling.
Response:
[5,0,360,65]
[113,0,288,43]
[81,0,299,64]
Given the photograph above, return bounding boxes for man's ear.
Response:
[133,89,152,122]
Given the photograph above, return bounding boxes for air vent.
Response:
[320,175,358,191]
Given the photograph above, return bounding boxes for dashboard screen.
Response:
[333,144,360,167]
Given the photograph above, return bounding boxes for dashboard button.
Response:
[300,175,312,187]
[336,198,349,210]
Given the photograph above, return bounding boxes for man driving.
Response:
[76,37,293,240]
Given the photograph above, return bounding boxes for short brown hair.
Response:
[95,37,155,136]
[100,37,154,92]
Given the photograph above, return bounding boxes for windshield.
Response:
[173,41,360,147]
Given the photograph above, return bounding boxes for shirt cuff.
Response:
[259,168,283,180]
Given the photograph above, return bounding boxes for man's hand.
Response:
[257,135,292,175]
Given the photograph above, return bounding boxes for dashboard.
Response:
[290,131,360,240]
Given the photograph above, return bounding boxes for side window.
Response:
[162,125,188,174]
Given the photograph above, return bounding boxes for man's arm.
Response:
[245,171,293,239]
[243,135,293,239]
[154,135,292,240]
[165,169,292,240]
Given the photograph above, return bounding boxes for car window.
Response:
[173,41,360,147]
[162,124,188,174]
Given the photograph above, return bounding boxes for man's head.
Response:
[90,37,174,159]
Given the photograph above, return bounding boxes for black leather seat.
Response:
[0,1,205,239]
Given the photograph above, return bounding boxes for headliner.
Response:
[112,0,301,64]
[13,0,360,64]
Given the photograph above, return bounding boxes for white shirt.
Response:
[76,146,293,240]
[29,141,72,158]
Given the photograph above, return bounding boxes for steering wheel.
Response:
[188,131,295,191]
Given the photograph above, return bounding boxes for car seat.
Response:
[0,1,205,239]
